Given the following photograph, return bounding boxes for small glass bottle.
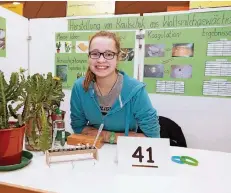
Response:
[52,108,65,149]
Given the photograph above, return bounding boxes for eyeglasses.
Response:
[88,51,118,60]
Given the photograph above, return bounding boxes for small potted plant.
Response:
[56,41,61,53]
[0,69,28,166]
[64,42,71,53]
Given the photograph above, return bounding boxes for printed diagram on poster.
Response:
[143,26,231,98]
[76,41,89,53]
[0,17,6,57]
[55,31,136,89]
[0,29,5,49]
[56,41,72,53]
[120,48,134,61]
[172,43,194,57]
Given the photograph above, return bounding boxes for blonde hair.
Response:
[83,31,121,92]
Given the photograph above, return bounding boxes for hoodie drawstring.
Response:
[125,101,130,136]
[119,94,123,108]
[118,94,129,136]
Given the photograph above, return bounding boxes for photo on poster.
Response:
[120,48,134,61]
[55,41,72,53]
[170,65,192,78]
[144,64,164,78]
[172,43,194,57]
[64,41,72,53]
[76,72,86,79]
[76,41,89,53]
[56,65,67,82]
[0,29,6,50]
[145,44,165,57]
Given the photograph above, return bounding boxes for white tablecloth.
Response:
[1,144,231,193]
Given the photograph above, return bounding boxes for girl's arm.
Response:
[132,86,160,138]
[70,80,87,133]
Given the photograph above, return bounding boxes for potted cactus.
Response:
[64,42,71,53]
[24,72,65,152]
[0,69,65,166]
[0,69,28,166]
[56,41,61,53]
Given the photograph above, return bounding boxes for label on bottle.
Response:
[53,128,65,148]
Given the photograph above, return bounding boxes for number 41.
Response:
[132,146,154,163]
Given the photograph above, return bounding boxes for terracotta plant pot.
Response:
[0,122,26,166]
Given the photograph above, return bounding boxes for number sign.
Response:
[132,146,155,164]
[117,136,171,175]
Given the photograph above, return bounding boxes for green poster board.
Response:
[68,16,144,31]
[143,10,231,29]
[55,31,136,89]
[65,10,231,98]
[68,10,231,31]
[143,26,231,97]
[0,17,6,57]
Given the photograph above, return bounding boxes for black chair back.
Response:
[159,116,187,148]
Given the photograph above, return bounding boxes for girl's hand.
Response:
[82,127,99,136]
[81,127,146,144]
[82,127,107,141]
[129,132,146,137]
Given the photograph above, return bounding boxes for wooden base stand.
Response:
[45,146,98,166]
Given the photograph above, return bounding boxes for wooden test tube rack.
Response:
[45,145,98,166]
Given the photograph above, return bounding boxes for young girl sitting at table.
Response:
[70,31,160,144]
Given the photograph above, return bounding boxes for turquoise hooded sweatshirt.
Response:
[70,71,160,138]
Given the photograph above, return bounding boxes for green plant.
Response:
[56,42,61,50]
[0,69,28,129]
[24,72,65,151]
[65,42,71,53]
[0,68,65,152]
